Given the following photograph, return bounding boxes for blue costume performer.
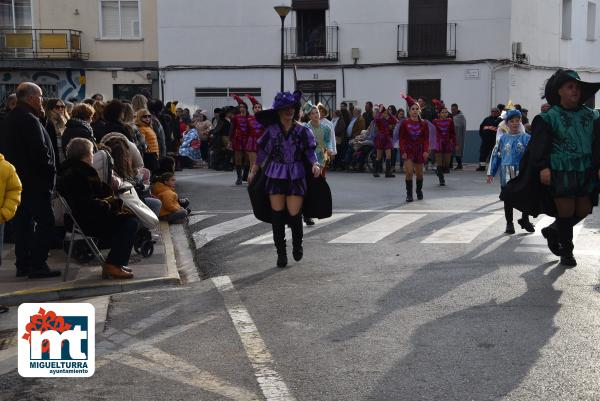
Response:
[487,109,533,234]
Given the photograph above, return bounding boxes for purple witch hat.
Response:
[255,90,303,126]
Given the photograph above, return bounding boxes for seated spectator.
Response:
[178,118,203,167]
[100,135,162,217]
[151,172,189,224]
[57,138,138,279]
[135,109,160,172]
[62,103,97,156]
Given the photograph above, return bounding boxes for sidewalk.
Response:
[0,222,181,306]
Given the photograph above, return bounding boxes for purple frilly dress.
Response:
[256,123,318,196]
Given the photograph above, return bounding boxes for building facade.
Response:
[157,0,600,160]
[0,0,158,102]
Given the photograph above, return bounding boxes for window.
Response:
[0,0,32,29]
[588,2,596,40]
[406,79,441,106]
[100,0,141,39]
[562,0,572,39]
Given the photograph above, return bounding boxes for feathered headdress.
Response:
[401,93,416,108]
[246,94,261,107]
[231,94,247,108]
[432,98,444,113]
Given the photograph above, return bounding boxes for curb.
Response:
[0,222,182,306]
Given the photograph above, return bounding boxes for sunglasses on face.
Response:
[141,115,152,118]
[54,105,65,110]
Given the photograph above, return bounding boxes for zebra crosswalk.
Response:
[186,209,600,256]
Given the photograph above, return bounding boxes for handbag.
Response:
[117,182,159,229]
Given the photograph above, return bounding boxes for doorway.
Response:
[297,80,336,117]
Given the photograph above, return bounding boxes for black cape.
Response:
[248,163,332,224]
[500,114,600,217]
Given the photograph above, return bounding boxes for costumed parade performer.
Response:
[487,109,533,234]
[248,91,324,268]
[399,95,430,202]
[230,94,252,185]
[432,106,457,186]
[303,101,333,176]
[502,69,600,267]
[373,104,398,178]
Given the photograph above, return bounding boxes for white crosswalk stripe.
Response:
[188,214,216,226]
[192,214,262,249]
[329,213,426,244]
[421,213,504,244]
[241,213,354,245]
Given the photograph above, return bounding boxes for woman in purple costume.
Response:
[249,91,321,268]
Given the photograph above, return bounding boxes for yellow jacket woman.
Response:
[135,109,160,155]
[0,153,22,224]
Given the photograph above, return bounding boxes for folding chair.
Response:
[58,195,105,282]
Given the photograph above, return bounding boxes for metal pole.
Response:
[280,16,285,92]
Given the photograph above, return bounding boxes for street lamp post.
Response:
[274,5,291,92]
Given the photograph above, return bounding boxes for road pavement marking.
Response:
[241,213,354,245]
[193,214,263,249]
[421,213,504,244]
[188,214,216,226]
[212,275,296,401]
[329,213,426,244]
[105,347,259,401]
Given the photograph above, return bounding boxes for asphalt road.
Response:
[3,167,600,401]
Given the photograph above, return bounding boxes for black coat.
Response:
[479,116,502,137]
[501,115,600,217]
[1,104,56,194]
[91,119,107,142]
[62,119,97,156]
[98,120,130,143]
[57,158,132,239]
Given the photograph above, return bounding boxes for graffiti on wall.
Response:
[0,70,85,103]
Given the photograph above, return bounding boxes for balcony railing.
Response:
[397,23,456,59]
[284,25,338,61]
[0,29,89,60]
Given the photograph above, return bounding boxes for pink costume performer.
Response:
[372,104,398,178]
[246,94,263,154]
[230,94,252,185]
[400,94,430,202]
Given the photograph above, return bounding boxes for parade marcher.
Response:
[477,107,502,171]
[502,69,600,267]
[487,109,533,234]
[451,103,466,170]
[230,94,252,185]
[303,102,333,175]
[249,91,322,268]
[373,104,398,178]
[432,107,457,186]
[399,97,430,202]
[245,94,264,181]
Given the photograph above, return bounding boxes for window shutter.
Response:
[120,1,139,38]
[292,0,329,10]
[101,1,120,37]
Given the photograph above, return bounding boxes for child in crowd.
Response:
[151,172,190,224]
[487,109,533,234]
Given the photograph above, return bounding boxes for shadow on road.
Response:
[368,262,563,400]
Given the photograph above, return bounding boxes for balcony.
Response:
[0,29,89,60]
[284,25,338,62]
[397,23,456,59]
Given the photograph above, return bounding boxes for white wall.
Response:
[85,70,154,99]
[157,0,512,67]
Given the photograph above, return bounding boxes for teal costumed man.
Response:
[501,69,600,267]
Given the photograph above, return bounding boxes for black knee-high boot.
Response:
[543,216,583,257]
[373,160,381,177]
[235,166,242,185]
[436,167,445,186]
[289,213,304,262]
[272,210,287,268]
[385,160,395,178]
[416,179,424,200]
[517,213,535,233]
[504,202,515,234]
[455,156,463,170]
[242,165,249,182]
[557,217,576,267]
[405,180,413,202]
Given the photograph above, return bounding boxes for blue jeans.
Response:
[14,191,54,273]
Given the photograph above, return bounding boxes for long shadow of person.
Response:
[325,233,515,343]
[368,262,563,401]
